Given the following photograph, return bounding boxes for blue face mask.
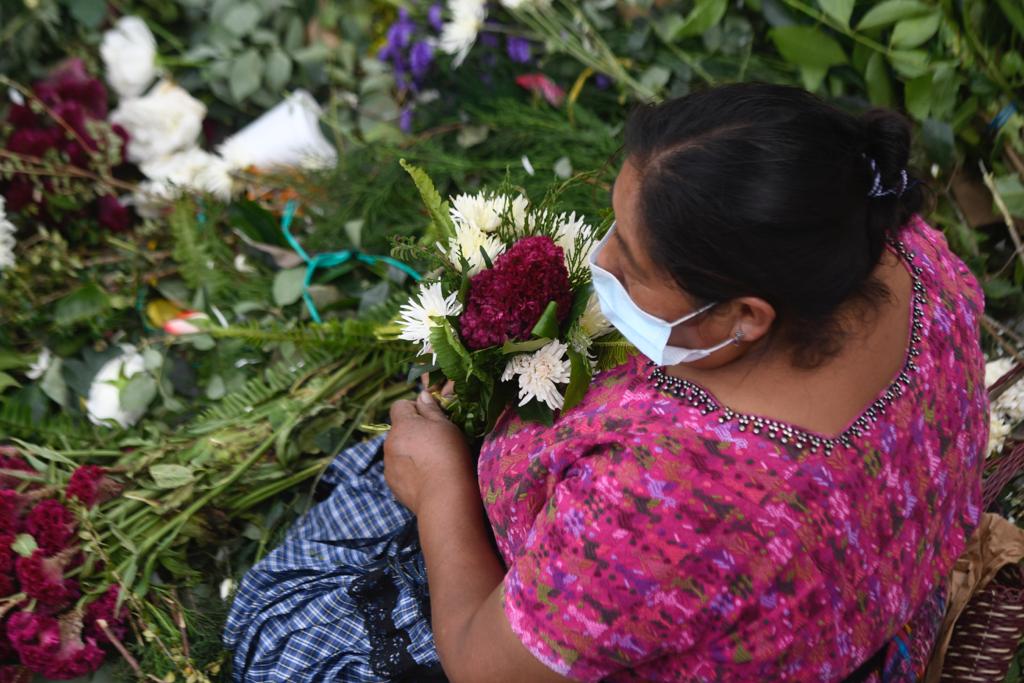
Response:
[588,224,742,366]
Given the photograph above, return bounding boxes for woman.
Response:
[225,83,988,682]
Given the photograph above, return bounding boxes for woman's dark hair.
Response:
[624,82,926,368]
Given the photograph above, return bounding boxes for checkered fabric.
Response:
[223,435,446,682]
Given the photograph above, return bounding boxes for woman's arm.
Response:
[384,394,572,683]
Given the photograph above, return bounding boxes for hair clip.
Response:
[865,156,909,199]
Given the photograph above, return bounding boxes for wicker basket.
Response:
[939,359,1024,683]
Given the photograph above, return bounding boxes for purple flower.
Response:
[409,40,434,80]
[428,3,444,31]
[594,74,612,90]
[399,106,414,133]
[506,36,531,64]
[379,9,416,61]
[479,32,499,49]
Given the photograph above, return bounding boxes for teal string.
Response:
[280,201,422,323]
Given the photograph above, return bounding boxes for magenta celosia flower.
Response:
[0,533,17,598]
[25,500,74,554]
[83,585,127,647]
[0,452,34,489]
[15,550,79,609]
[6,611,105,679]
[66,465,121,507]
[459,236,573,350]
[0,491,27,535]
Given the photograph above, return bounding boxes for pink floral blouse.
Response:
[477,216,988,682]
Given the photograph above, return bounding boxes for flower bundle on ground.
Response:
[392,161,624,436]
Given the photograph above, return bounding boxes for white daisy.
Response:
[501,340,572,411]
[26,348,53,380]
[985,357,1024,457]
[446,221,506,276]
[0,197,16,271]
[439,0,487,67]
[398,282,463,360]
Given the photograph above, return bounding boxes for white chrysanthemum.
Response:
[450,192,504,233]
[0,196,15,271]
[446,222,506,275]
[505,194,531,233]
[101,16,158,99]
[501,340,572,411]
[500,0,551,8]
[986,358,1013,388]
[398,282,463,359]
[26,348,53,380]
[988,357,1024,424]
[989,414,1012,457]
[439,0,486,67]
[86,345,147,428]
[140,147,234,201]
[554,211,597,266]
[110,80,206,164]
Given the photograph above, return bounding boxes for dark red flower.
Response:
[459,236,573,350]
[6,610,104,679]
[96,196,132,232]
[15,550,79,609]
[24,501,74,555]
[83,586,126,648]
[37,58,107,120]
[66,466,121,507]
[0,665,31,683]
[0,491,27,535]
[3,179,34,213]
[6,128,61,158]
[0,453,34,489]
[0,533,17,597]
[7,104,38,129]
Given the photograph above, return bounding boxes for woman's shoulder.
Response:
[899,214,984,318]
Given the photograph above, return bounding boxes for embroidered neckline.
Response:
[647,238,927,455]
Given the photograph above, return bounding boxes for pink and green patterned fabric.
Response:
[477,216,988,682]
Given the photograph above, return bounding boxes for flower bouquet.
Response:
[392,161,631,436]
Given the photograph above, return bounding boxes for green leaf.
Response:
[676,0,729,38]
[264,49,293,93]
[921,118,954,168]
[530,301,560,340]
[150,464,196,489]
[516,398,554,426]
[994,0,1024,39]
[429,321,473,386]
[500,338,552,355]
[205,374,226,400]
[11,534,37,558]
[903,74,932,121]
[983,278,1021,300]
[799,65,829,91]
[769,26,848,69]
[273,267,306,306]
[639,65,672,93]
[40,359,67,407]
[222,2,262,35]
[864,52,894,106]
[562,350,592,412]
[994,175,1024,218]
[54,283,111,327]
[888,49,930,78]
[890,11,941,48]
[68,0,107,28]
[0,350,32,371]
[856,0,933,29]
[400,159,455,243]
[230,49,264,102]
[817,0,855,28]
[0,372,18,393]
[120,374,157,413]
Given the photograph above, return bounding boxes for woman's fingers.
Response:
[389,399,420,423]
[415,390,446,419]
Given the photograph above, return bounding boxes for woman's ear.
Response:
[732,297,775,344]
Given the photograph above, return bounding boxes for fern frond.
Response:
[169,201,234,297]
[592,335,636,371]
[0,401,96,447]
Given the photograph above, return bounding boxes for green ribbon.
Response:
[280,201,422,323]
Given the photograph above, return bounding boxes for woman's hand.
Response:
[383,390,474,514]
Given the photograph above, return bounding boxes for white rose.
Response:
[110,80,206,164]
[101,16,158,99]
[140,147,234,201]
[0,196,15,271]
[86,345,147,428]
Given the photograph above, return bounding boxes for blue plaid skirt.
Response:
[223,436,446,682]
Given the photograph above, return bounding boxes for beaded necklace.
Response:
[647,238,927,455]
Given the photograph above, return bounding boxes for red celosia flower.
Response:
[35,58,108,121]
[6,610,105,679]
[96,196,131,232]
[0,451,34,489]
[66,466,121,507]
[0,533,17,597]
[15,550,79,609]
[515,73,565,107]
[2,179,33,213]
[24,501,74,555]
[459,236,573,350]
[0,491,28,535]
[83,586,127,648]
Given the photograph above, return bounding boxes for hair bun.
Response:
[861,109,912,191]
